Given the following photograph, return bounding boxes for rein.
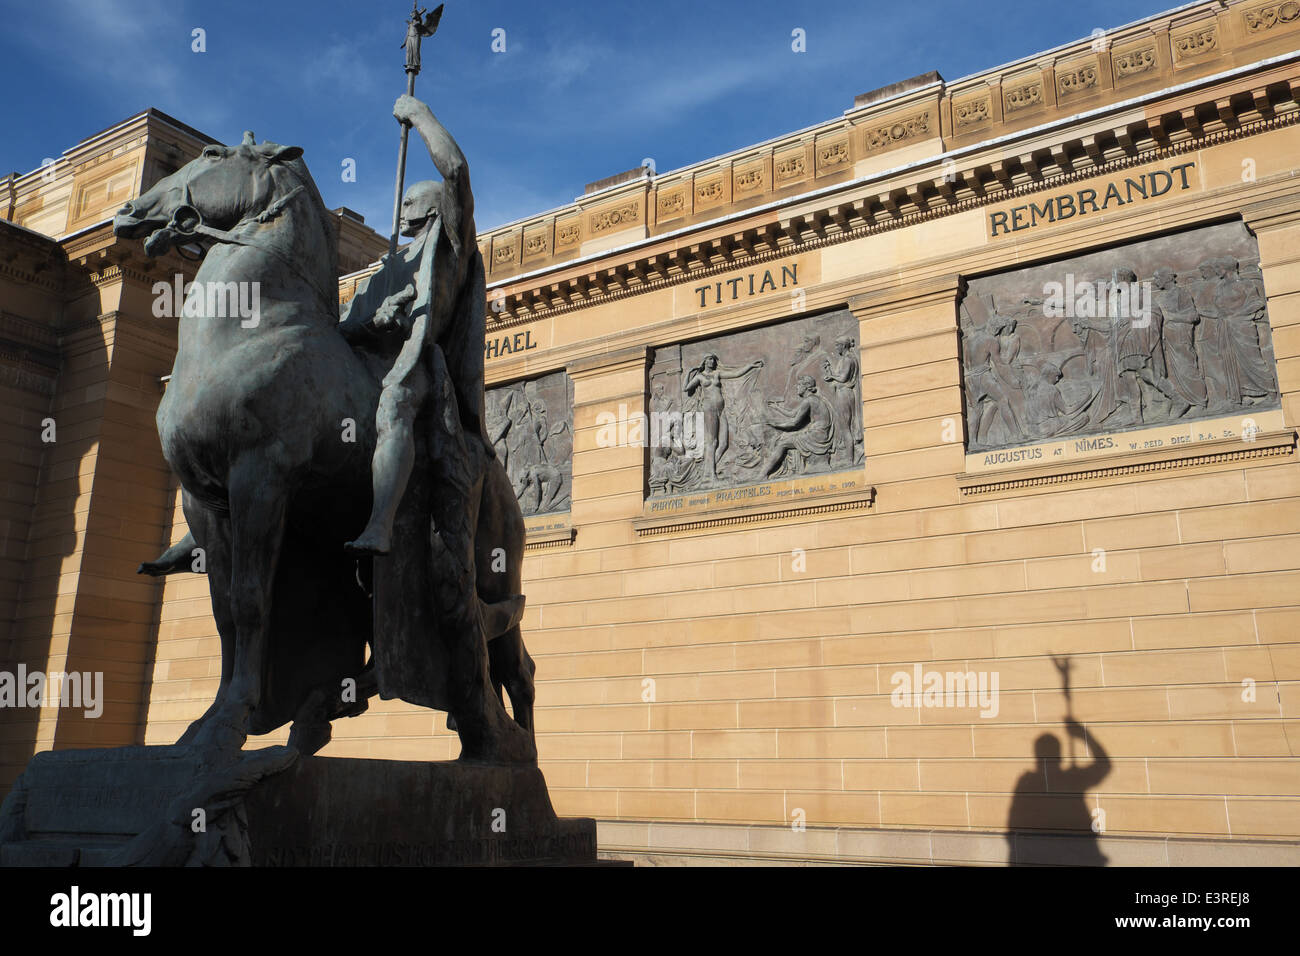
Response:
[160,164,336,314]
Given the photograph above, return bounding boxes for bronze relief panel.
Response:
[647,308,864,498]
[486,370,574,516]
[959,220,1280,453]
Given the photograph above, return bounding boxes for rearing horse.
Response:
[113,134,535,764]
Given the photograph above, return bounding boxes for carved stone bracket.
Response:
[523,525,576,551]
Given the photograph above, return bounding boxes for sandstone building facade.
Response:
[5,1,1300,865]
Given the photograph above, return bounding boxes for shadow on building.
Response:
[1005,718,1111,865]
[0,229,193,798]
[0,221,111,794]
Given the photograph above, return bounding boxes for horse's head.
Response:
[113,131,304,257]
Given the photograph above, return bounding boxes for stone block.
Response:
[0,746,601,867]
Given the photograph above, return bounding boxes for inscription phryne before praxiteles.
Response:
[960,220,1281,458]
[486,370,573,517]
[647,308,864,498]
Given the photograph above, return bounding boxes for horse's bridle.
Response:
[159,161,336,313]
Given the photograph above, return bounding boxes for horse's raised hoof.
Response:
[137,552,187,576]
[138,532,201,576]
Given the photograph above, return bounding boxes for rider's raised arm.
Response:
[396,95,474,254]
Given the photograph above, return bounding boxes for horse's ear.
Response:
[242,131,256,146]
[266,144,304,164]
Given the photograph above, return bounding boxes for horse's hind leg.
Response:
[189,458,288,760]
[490,625,536,734]
[426,346,534,764]
[287,662,378,755]
[176,491,235,746]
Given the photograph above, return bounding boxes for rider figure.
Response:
[339,93,484,555]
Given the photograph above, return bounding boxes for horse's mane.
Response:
[279,156,340,312]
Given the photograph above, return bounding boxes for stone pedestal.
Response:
[0,746,600,866]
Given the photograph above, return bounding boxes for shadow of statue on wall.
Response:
[0,254,120,799]
[1005,655,1112,865]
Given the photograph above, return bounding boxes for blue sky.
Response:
[2,0,1183,232]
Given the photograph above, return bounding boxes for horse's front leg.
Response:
[177,492,235,745]
[191,458,288,762]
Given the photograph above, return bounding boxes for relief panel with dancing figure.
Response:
[646,308,864,508]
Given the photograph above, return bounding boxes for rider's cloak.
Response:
[352,220,495,712]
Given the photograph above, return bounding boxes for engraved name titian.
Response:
[693,263,799,308]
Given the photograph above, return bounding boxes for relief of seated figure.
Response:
[759,374,837,478]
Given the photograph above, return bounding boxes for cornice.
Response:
[477,0,1300,279]
[482,73,1300,327]
[849,274,966,318]
[0,258,66,294]
[63,225,197,289]
[0,220,68,293]
[0,310,59,352]
[523,526,576,551]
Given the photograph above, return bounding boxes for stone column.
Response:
[566,345,651,549]
[848,273,967,510]
[1243,194,1300,429]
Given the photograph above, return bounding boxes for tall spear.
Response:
[1052,653,1073,762]
[388,1,444,261]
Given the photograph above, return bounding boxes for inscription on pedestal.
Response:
[646,472,865,517]
[967,409,1286,473]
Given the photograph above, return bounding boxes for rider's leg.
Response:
[346,364,430,555]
